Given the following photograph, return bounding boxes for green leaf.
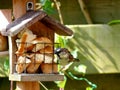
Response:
[86,87,93,90]
[4,57,9,71]
[71,49,78,58]
[73,64,87,74]
[55,76,67,88]
[40,0,56,14]
[108,20,120,25]
[55,35,67,48]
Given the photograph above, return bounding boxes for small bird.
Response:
[54,48,79,72]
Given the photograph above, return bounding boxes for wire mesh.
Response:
[15,42,60,74]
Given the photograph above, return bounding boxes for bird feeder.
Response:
[1,0,73,89]
[2,9,73,81]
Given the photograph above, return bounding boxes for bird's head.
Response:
[54,48,74,62]
[54,48,69,59]
[54,48,80,72]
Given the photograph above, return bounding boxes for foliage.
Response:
[73,64,87,75]
[0,56,9,77]
[108,20,120,25]
[55,34,97,89]
[39,0,56,14]
[54,76,67,88]
[55,35,68,48]
[3,57,9,72]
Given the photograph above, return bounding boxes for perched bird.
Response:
[54,48,79,72]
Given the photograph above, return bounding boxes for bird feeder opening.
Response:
[26,2,34,11]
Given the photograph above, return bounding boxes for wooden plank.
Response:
[2,10,47,36]
[41,16,73,36]
[9,74,64,81]
[0,51,9,56]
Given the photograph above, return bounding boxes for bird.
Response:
[54,48,79,72]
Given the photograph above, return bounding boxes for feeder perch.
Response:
[2,9,73,82]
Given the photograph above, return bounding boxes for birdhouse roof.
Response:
[1,10,73,36]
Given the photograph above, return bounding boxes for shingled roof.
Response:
[1,10,73,36]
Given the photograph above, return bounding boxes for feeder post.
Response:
[12,0,40,90]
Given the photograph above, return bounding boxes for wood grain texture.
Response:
[9,74,64,81]
[13,0,36,19]
[16,81,40,90]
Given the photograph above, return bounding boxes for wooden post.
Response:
[12,0,40,90]
[12,0,36,19]
[16,81,40,90]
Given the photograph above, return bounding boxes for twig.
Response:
[38,81,49,90]
[78,0,92,24]
[54,0,64,24]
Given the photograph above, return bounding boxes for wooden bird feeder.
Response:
[2,9,73,81]
[1,0,73,90]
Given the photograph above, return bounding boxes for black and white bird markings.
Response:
[54,48,79,72]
